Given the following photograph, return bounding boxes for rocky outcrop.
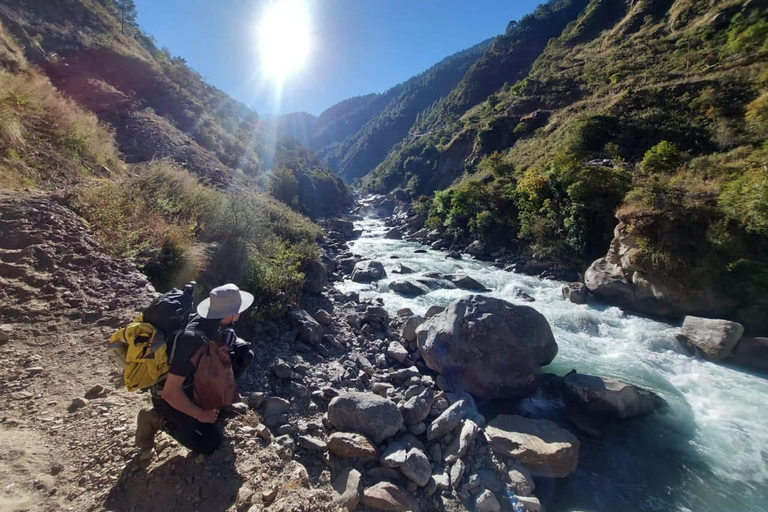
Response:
[676,316,744,361]
[416,295,558,399]
[585,221,737,322]
[484,415,580,478]
[327,392,403,444]
[562,372,661,418]
[351,260,387,283]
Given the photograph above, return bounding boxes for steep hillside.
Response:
[361,0,767,331]
[277,40,491,182]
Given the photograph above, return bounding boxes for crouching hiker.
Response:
[136,284,255,458]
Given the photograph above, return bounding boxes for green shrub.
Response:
[719,167,768,236]
[639,141,685,174]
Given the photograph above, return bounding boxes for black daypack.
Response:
[142,282,197,339]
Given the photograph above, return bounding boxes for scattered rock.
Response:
[516,495,542,512]
[314,309,333,326]
[444,419,479,463]
[450,460,465,488]
[385,227,403,239]
[475,489,501,512]
[562,282,588,304]
[352,260,387,283]
[390,280,428,297]
[392,263,414,274]
[333,467,362,511]
[387,341,409,363]
[290,309,323,345]
[261,486,279,503]
[445,274,489,291]
[416,295,558,399]
[400,448,431,487]
[328,392,404,444]
[0,324,12,344]
[562,372,661,418]
[402,388,435,425]
[426,400,467,441]
[507,461,535,497]
[303,259,328,294]
[84,384,106,397]
[362,482,421,512]
[262,397,291,418]
[68,397,89,413]
[402,315,425,343]
[676,316,744,361]
[328,432,378,461]
[485,415,580,478]
[297,435,327,452]
[269,358,293,379]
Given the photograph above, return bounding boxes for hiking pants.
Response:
[152,397,222,455]
[230,338,254,381]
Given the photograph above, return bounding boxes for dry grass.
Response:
[0,67,124,188]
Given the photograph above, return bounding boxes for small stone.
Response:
[362,481,421,512]
[332,467,362,511]
[298,435,327,452]
[10,391,33,400]
[25,367,44,376]
[450,460,465,488]
[408,422,426,436]
[387,342,409,363]
[516,495,542,512]
[328,432,378,461]
[314,309,333,326]
[475,489,501,512]
[69,397,89,413]
[0,324,12,343]
[85,384,106,397]
[400,448,431,487]
[247,392,266,409]
[270,359,293,379]
[254,424,272,441]
[261,486,279,503]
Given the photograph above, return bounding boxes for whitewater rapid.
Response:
[336,217,768,512]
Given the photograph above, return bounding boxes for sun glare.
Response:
[257,0,311,81]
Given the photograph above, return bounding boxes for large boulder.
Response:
[402,315,425,343]
[585,221,741,324]
[484,415,580,478]
[466,240,487,257]
[392,262,414,274]
[328,432,378,461]
[328,219,355,239]
[385,227,403,239]
[290,309,323,345]
[328,393,403,444]
[415,295,558,399]
[676,316,744,360]
[728,337,768,372]
[562,372,661,418]
[351,260,387,283]
[389,280,428,297]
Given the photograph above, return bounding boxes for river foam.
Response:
[336,217,768,512]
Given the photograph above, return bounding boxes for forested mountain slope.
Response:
[277,40,492,182]
[358,0,767,331]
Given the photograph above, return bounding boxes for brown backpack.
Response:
[189,334,239,410]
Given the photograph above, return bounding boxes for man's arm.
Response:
[162,373,218,423]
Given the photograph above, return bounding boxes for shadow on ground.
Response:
[104,441,243,512]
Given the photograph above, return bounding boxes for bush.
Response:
[719,167,768,236]
[639,141,684,174]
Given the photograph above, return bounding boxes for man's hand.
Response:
[197,409,219,424]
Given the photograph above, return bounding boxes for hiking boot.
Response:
[135,407,164,451]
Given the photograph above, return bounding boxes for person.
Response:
[135,283,255,458]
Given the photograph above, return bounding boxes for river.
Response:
[335,216,768,512]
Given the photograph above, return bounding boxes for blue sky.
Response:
[133,0,542,116]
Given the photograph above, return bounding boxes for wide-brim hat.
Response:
[197,284,254,319]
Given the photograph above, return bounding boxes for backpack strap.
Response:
[168,329,208,366]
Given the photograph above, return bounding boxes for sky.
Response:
[133,0,543,116]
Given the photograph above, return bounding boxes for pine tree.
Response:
[115,0,138,34]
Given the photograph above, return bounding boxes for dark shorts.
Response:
[152,397,222,455]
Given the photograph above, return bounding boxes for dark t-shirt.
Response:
[168,315,226,398]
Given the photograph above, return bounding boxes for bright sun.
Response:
[258,0,311,81]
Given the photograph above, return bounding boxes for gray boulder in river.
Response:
[562,372,661,418]
[351,260,387,283]
[415,295,558,399]
[676,316,744,361]
[389,280,428,297]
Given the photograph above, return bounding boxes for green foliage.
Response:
[639,141,684,174]
[719,168,768,236]
[479,152,515,178]
[726,10,768,54]
[268,166,300,211]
